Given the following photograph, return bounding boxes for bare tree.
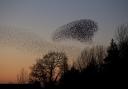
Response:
[29,51,68,87]
[116,24,128,45]
[94,46,107,64]
[115,24,128,60]
[77,45,106,70]
[17,68,29,84]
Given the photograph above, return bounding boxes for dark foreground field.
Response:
[0,81,127,89]
[0,84,42,89]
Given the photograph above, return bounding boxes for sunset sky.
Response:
[0,0,128,83]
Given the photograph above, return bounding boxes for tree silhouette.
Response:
[116,24,128,45]
[105,39,119,64]
[102,25,128,85]
[77,45,106,70]
[60,65,80,88]
[116,24,128,62]
[59,46,107,88]
[17,68,29,84]
[103,39,119,81]
[29,51,68,88]
[115,24,128,79]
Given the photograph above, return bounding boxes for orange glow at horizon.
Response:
[0,46,37,83]
[0,46,81,83]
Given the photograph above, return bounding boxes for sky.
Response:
[0,0,128,83]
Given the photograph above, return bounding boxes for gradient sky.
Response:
[0,0,128,83]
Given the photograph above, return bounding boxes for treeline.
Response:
[17,24,128,88]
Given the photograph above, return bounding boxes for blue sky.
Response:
[0,0,128,45]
